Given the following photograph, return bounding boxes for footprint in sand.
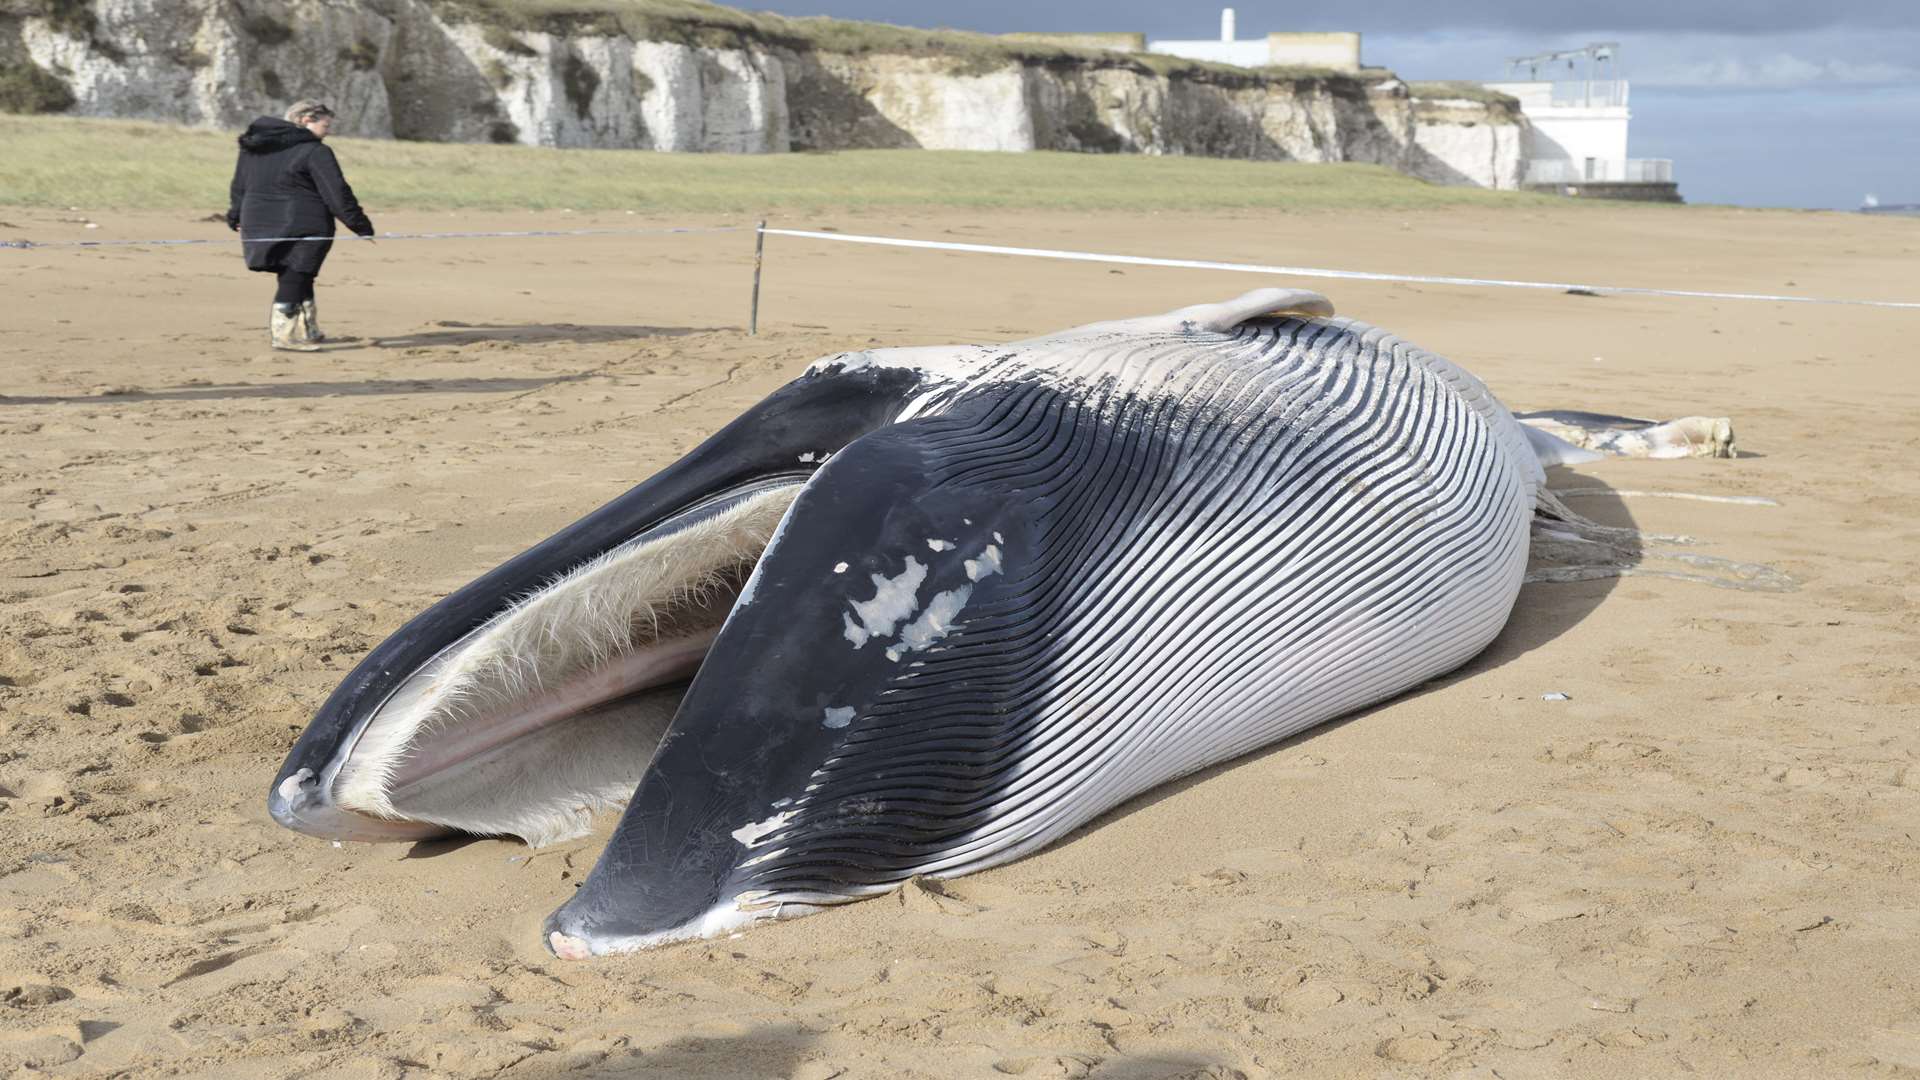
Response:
[1376,1033,1456,1064]
[0,769,79,816]
[895,876,980,916]
[1185,868,1250,889]
[2,979,74,1008]
[0,1026,84,1071]
[190,657,243,677]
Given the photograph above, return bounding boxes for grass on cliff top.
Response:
[0,115,1567,214]
[1409,81,1521,106]
[425,0,1345,83]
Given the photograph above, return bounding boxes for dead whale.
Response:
[270,288,1703,956]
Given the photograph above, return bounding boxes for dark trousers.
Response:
[274,269,317,306]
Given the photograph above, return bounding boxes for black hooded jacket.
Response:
[226,117,374,274]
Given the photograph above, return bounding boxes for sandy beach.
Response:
[2,202,1918,1078]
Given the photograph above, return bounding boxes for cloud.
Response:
[1369,26,1920,88]
[1282,0,1917,37]
[746,1,1920,40]
[1648,54,1913,87]
[748,3,1919,88]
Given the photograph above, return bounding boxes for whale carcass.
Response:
[269,288,1613,957]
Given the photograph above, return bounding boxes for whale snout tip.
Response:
[267,767,319,831]
[267,767,450,843]
[548,930,594,961]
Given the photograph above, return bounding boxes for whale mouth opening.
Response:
[323,481,804,847]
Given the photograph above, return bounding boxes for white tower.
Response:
[1221,7,1236,42]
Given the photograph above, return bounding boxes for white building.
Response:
[1484,45,1675,193]
[1149,8,1363,72]
[1482,79,1672,184]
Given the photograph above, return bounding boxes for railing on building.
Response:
[1546,79,1628,108]
[1526,158,1672,184]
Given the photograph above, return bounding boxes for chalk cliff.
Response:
[1,0,1525,188]
[1406,83,1527,191]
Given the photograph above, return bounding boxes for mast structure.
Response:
[1506,42,1621,106]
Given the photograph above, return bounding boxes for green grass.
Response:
[0,57,74,114]
[1410,81,1523,107]
[424,0,1286,82]
[0,115,1571,214]
[1408,83,1523,126]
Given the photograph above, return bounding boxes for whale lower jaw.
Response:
[548,896,827,958]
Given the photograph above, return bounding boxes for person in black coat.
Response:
[226,100,375,351]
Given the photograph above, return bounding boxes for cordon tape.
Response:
[4,219,1914,310]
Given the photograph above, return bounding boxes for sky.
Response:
[741,1,1920,209]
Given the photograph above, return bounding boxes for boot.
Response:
[300,298,326,342]
[270,302,321,352]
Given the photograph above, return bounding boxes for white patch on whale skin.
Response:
[278,768,314,801]
[739,847,789,868]
[850,542,998,659]
[809,345,1013,428]
[550,931,594,960]
[808,345,991,387]
[964,544,1003,583]
[798,452,818,463]
[552,897,815,958]
[823,706,855,729]
[833,562,848,574]
[731,810,796,847]
[900,586,972,650]
[844,557,927,649]
[807,351,872,375]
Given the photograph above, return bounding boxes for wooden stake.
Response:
[749,219,766,336]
